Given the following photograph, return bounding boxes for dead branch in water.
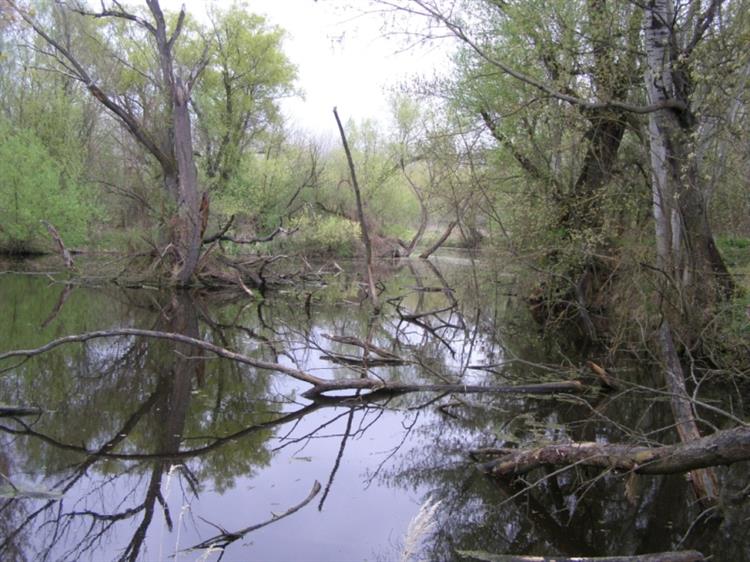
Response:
[319,351,410,367]
[419,220,457,259]
[323,333,402,361]
[456,551,705,562]
[475,425,750,477]
[0,329,590,399]
[658,322,719,503]
[41,221,74,270]
[186,480,321,553]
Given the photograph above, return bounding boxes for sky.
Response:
[164,0,453,138]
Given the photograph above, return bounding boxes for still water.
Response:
[0,257,748,561]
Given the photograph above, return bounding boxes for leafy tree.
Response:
[190,3,297,196]
[379,0,748,333]
[0,119,91,252]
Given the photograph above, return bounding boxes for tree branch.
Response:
[186,481,321,552]
[11,2,172,168]
[381,0,687,114]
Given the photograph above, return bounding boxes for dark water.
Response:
[0,257,748,561]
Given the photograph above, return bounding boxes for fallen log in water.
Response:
[476,425,750,477]
[657,322,719,503]
[457,550,705,562]
[301,380,587,399]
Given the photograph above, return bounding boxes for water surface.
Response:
[0,259,748,561]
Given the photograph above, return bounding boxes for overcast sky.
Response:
[249,0,453,136]
[164,0,453,138]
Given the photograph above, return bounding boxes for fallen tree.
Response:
[457,550,705,562]
[0,329,590,400]
[474,425,750,477]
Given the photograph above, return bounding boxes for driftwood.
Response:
[658,322,719,503]
[476,425,750,477]
[186,480,320,553]
[457,551,705,562]
[41,221,74,270]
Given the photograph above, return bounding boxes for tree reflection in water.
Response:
[0,260,748,561]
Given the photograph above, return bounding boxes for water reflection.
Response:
[0,260,748,561]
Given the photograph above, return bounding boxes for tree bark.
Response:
[643,0,733,308]
[419,221,457,259]
[170,79,202,286]
[478,424,750,478]
[333,107,379,310]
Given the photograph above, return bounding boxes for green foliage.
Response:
[281,213,361,257]
[191,3,297,197]
[0,121,92,253]
[213,141,300,230]
[718,237,750,268]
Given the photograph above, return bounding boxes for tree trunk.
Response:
[333,107,379,310]
[657,322,720,502]
[171,79,202,286]
[16,0,205,286]
[419,221,457,259]
[398,164,429,257]
[643,0,733,311]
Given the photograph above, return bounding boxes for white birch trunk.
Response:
[645,0,681,277]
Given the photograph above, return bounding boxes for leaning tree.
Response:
[12,0,206,285]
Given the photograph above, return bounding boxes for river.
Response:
[0,256,748,561]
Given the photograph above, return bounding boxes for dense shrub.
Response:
[0,121,92,254]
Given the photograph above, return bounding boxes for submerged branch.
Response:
[187,480,321,552]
